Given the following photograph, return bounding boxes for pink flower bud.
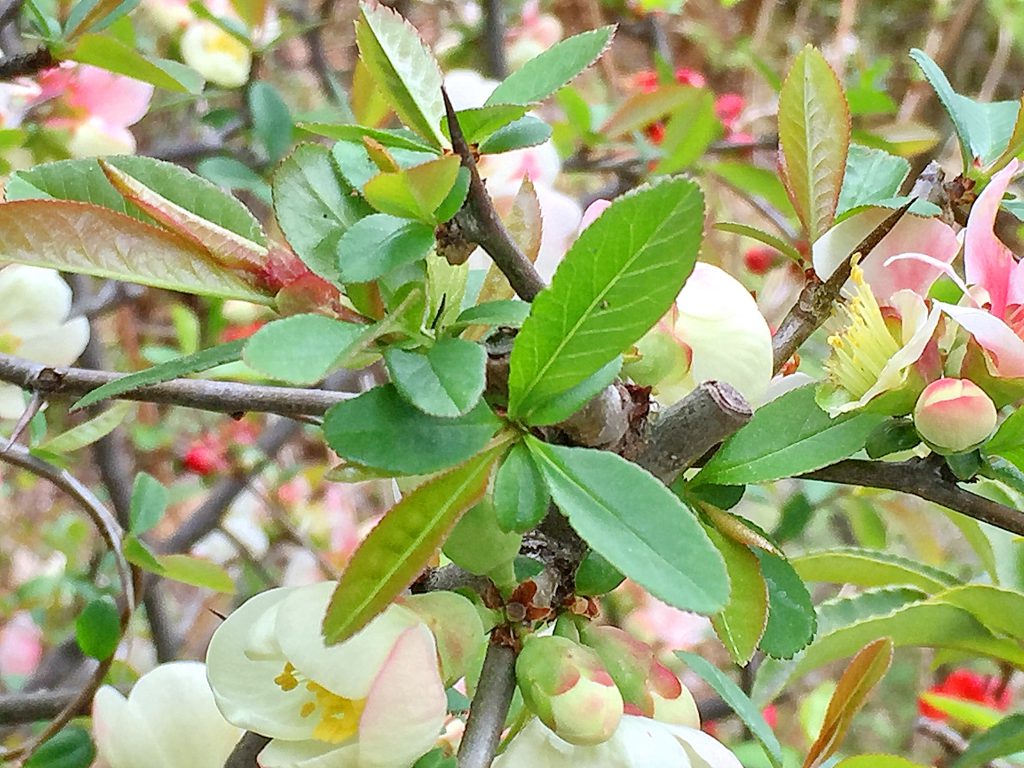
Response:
[913,378,997,453]
[516,635,623,746]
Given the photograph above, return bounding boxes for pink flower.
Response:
[936,160,1024,379]
[0,612,43,678]
[37,65,153,157]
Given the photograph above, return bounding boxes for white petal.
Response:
[206,588,319,740]
[443,70,499,110]
[16,316,90,367]
[93,686,158,768]
[122,661,242,768]
[661,724,743,768]
[258,739,360,768]
[0,383,28,419]
[274,582,421,699]
[357,624,446,768]
[0,266,73,327]
[675,264,773,404]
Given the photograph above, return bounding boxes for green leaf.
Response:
[985,405,1024,459]
[450,300,530,331]
[434,167,470,223]
[707,162,798,221]
[65,0,140,40]
[323,384,502,474]
[778,45,851,242]
[158,554,235,592]
[951,713,1024,768]
[933,583,1024,640]
[525,356,621,427]
[322,446,502,644]
[68,33,204,93]
[574,550,624,596]
[478,116,553,154]
[355,2,446,147]
[123,534,165,572]
[714,222,803,264]
[508,178,703,422]
[272,143,373,283]
[909,49,1020,169]
[337,213,436,283]
[363,155,461,222]
[655,89,721,174]
[249,81,293,163]
[695,385,886,486]
[297,123,440,154]
[676,651,784,768]
[71,340,245,411]
[75,595,121,660]
[24,726,95,768]
[493,442,550,533]
[384,337,486,418]
[707,526,768,666]
[0,200,270,303]
[755,549,817,659]
[919,693,1004,729]
[129,472,168,535]
[836,144,910,217]
[6,156,265,245]
[486,26,614,106]
[243,315,364,385]
[443,105,529,145]
[443,497,522,580]
[198,156,271,205]
[527,439,728,615]
[792,548,958,593]
[835,757,928,768]
[600,84,703,138]
[37,402,130,454]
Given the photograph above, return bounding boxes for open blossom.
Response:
[37,65,153,157]
[506,0,563,71]
[181,21,252,88]
[919,668,1013,720]
[0,266,89,418]
[206,582,447,768]
[93,661,242,768]
[812,209,959,416]
[0,611,42,678]
[493,715,743,768]
[935,160,1024,392]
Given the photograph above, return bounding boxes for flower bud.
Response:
[913,378,997,453]
[516,635,623,746]
[402,592,486,686]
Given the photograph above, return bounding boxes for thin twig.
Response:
[0,353,356,417]
[481,0,507,79]
[457,640,518,768]
[224,732,271,768]
[443,88,546,302]
[0,689,83,724]
[803,457,1024,537]
[0,445,132,765]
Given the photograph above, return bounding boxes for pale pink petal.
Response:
[257,739,359,768]
[0,612,42,677]
[579,200,611,233]
[67,66,153,127]
[1008,256,1024,308]
[965,159,1020,317]
[532,184,583,283]
[937,301,1024,377]
[357,624,446,768]
[813,209,959,304]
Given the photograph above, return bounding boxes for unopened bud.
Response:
[516,635,623,746]
[402,592,486,686]
[913,378,997,453]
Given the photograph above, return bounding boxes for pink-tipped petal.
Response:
[965,159,1020,317]
[579,199,612,233]
[357,625,446,768]
[937,301,1024,377]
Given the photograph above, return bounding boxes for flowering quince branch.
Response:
[458,642,519,768]
[802,456,1024,537]
[442,88,547,301]
[0,353,355,417]
[224,732,272,768]
[0,443,132,765]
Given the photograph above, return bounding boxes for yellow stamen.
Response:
[824,264,901,398]
[273,662,367,744]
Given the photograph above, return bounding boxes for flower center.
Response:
[824,264,901,398]
[274,662,367,744]
[0,332,20,355]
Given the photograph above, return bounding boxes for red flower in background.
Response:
[744,246,778,275]
[183,436,228,476]
[918,669,1012,720]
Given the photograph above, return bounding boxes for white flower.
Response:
[0,266,89,418]
[206,582,447,768]
[493,715,743,768]
[92,661,242,768]
[181,20,252,88]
